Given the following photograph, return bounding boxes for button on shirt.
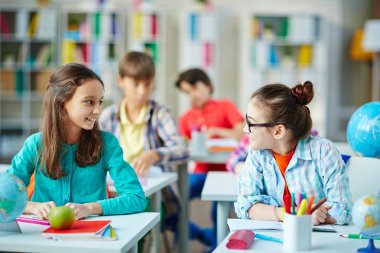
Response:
[234,136,352,225]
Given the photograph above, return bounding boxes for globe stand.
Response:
[357,235,380,253]
[0,220,21,236]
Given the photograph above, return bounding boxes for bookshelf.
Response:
[0,4,59,162]
[239,13,329,137]
[61,4,125,101]
[178,7,219,114]
[126,2,167,103]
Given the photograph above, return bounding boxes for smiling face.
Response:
[179,81,211,108]
[64,79,104,135]
[244,98,276,150]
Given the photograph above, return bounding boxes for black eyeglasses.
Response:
[245,114,277,133]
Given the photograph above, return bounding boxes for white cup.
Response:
[283,213,312,252]
[189,131,207,156]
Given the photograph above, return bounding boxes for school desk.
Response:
[201,171,238,244]
[0,212,160,253]
[213,225,379,252]
[182,151,230,253]
[109,171,177,253]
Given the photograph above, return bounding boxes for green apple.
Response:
[48,206,75,229]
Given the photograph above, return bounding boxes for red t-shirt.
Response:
[179,99,244,173]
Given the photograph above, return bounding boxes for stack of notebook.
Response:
[41,220,117,241]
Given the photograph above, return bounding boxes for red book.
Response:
[42,220,111,238]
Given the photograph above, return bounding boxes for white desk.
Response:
[109,172,177,253]
[0,212,160,253]
[0,164,9,173]
[201,171,238,244]
[213,225,379,253]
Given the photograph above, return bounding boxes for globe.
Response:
[353,194,380,236]
[0,172,28,223]
[347,101,380,158]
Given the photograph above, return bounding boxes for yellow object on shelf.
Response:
[350,29,374,61]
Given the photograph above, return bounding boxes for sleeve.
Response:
[319,141,352,225]
[155,107,189,165]
[226,135,249,173]
[7,135,38,187]
[234,150,280,219]
[223,100,244,127]
[97,133,147,215]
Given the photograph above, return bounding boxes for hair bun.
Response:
[291,81,314,106]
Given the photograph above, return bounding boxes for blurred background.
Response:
[0,0,378,163]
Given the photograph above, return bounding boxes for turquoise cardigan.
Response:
[8,131,147,215]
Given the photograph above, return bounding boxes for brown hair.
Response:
[251,81,314,141]
[40,63,104,179]
[174,68,214,93]
[118,51,155,80]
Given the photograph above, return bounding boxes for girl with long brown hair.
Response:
[8,63,146,220]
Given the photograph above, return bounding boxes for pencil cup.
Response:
[283,213,312,252]
[190,131,207,156]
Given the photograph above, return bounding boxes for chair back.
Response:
[346,156,380,202]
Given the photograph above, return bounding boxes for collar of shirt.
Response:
[119,99,148,126]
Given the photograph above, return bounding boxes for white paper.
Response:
[227,218,283,231]
[228,218,337,232]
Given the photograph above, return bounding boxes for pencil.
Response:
[306,195,314,214]
[340,234,380,240]
[255,233,283,244]
[310,197,327,213]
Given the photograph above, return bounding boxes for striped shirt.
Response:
[234,136,352,225]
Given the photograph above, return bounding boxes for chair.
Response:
[346,156,380,202]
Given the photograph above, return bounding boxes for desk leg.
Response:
[151,191,161,253]
[217,202,229,244]
[178,163,189,253]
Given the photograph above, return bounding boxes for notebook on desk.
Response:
[42,220,111,238]
[227,219,337,233]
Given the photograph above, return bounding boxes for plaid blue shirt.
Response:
[99,100,189,230]
[234,136,352,225]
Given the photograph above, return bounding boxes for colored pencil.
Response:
[255,233,283,244]
[340,234,380,240]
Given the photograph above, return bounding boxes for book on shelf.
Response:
[42,219,111,239]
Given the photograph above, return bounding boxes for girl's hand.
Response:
[312,205,336,225]
[132,150,160,177]
[65,203,91,220]
[28,201,56,220]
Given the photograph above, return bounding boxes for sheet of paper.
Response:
[227,218,283,231]
[228,219,337,232]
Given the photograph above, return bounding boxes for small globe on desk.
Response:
[352,194,380,253]
[347,101,380,158]
[0,172,28,223]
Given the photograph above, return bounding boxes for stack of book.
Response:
[41,220,117,241]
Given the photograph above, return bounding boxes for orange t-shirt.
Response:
[272,148,296,200]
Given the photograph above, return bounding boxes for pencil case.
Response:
[226,229,255,250]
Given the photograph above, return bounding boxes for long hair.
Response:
[40,63,104,179]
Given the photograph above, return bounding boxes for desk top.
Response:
[213,225,379,253]
[109,172,177,197]
[190,152,230,164]
[201,171,238,202]
[0,212,160,253]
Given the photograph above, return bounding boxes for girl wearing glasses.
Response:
[235,81,351,225]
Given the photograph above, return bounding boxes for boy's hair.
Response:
[251,81,314,142]
[174,68,214,93]
[118,51,155,80]
[40,63,104,179]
